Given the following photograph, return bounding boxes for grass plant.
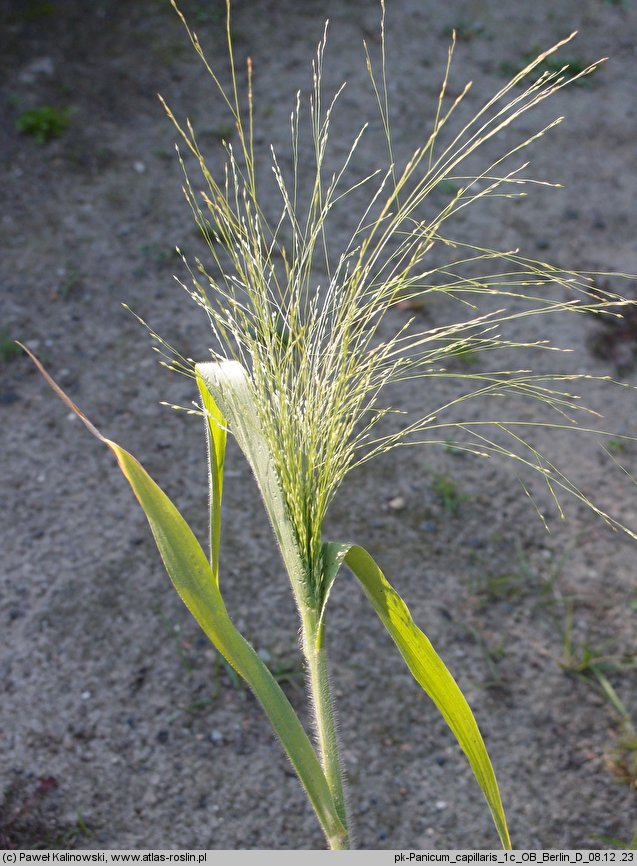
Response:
[431,473,469,516]
[1,331,23,364]
[16,106,70,144]
[21,0,637,849]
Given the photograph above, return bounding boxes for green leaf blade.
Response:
[108,440,347,849]
[196,360,311,609]
[327,541,511,850]
[196,372,226,578]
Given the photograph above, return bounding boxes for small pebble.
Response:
[80,690,91,701]
[435,799,447,810]
[388,495,406,510]
[133,161,146,174]
[19,56,55,83]
[210,729,224,744]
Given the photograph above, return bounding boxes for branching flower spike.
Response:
[23,0,637,850]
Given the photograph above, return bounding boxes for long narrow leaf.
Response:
[197,361,312,609]
[22,345,347,850]
[109,446,347,847]
[323,540,511,849]
[196,372,226,577]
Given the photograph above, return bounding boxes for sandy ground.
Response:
[2,0,637,851]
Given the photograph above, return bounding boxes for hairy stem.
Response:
[301,606,350,849]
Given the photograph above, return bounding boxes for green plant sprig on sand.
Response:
[23,0,637,850]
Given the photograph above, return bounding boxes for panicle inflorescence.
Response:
[154,1,637,578]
